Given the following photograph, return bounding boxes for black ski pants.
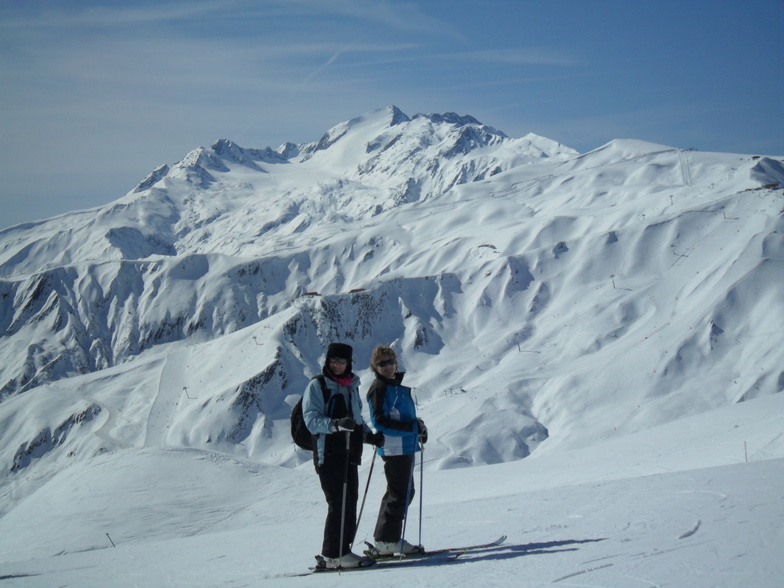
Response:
[374,454,416,543]
[317,452,359,558]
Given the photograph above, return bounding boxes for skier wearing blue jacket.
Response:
[366,345,428,556]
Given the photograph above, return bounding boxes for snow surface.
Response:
[0,106,783,586]
[0,394,781,587]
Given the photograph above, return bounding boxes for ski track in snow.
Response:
[678,149,693,186]
[677,520,702,540]
[145,349,189,447]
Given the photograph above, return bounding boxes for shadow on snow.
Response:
[372,538,608,571]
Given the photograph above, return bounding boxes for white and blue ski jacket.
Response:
[302,372,369,466]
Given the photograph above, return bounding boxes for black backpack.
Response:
[291,375,330,451]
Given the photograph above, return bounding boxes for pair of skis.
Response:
[294,535,507,575]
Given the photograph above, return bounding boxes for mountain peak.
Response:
[302,106,413,157]
[415,111,480,127]
[210,139,287,167]
[210,139,263,171]
[134,164,170,193]
[387,104,411,126]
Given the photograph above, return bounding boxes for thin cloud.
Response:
[303,40,423,81]
[315,44,581,72]
[446,71,598,91]
[0,1,225,29]
[277,0,460,36]
[460,47,580,67]
[0,0,455,36]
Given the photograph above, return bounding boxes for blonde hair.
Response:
[370,345,397,370]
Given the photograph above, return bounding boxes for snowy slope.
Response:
[0,393,781,587]
[0,106,783,585]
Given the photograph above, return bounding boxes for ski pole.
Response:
[352,448,377,548]
[418,439,424,547]
[338,430,351,566]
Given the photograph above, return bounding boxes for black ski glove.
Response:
[417,418,428,444]
[333,417,356,432]
[366,431,385,447]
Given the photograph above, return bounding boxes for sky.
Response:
[1,0,782,230]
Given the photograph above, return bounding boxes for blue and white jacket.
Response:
[302,373,369,466]
[366,372,421,457]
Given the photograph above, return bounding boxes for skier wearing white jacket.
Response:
[302,342,383,569]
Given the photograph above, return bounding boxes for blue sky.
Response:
[1,0,782,229]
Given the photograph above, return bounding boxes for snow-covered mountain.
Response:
[0,106,580,467]
[1,106,783,576]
